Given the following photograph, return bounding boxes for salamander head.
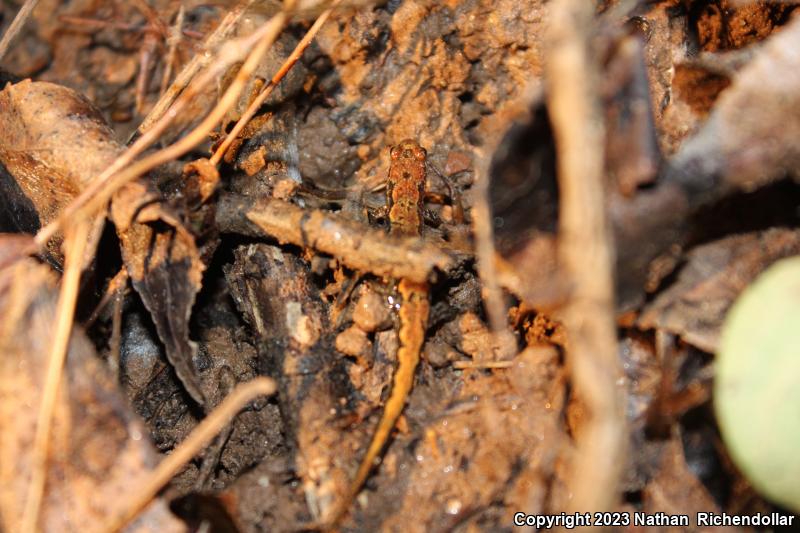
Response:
[391,139,427,162]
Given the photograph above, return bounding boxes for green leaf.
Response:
[715,256,800,512]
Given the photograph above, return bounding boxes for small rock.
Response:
[335,325,372,360]
[352,288,393,332]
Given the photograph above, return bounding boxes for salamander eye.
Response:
[415,147,427,160]
[390,146,401,159]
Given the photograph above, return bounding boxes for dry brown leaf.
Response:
[112,180,207,406]
[643,436,736,533]
[0,78,209,406]
[0,258,184,532]
[668,15,800,205]
[638,228,800,352]
[0,80,122,263]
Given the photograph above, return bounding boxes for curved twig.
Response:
[546,0,626,522]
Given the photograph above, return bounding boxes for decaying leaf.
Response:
[112,179,208,406]
[0,259,183,532]
[638,228,800,352]
[0,77,210,408]
[0,80,121,263]
[668,15,800,206]
[642,436,734,532]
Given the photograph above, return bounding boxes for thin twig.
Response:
[471,146,518,359]
[471,147,507,335]
[452,360,514,370]
[20,219,91,533]
[108,284,124,377]
[131,0,169,113]
[135,31,160,113]
[216,193,457,283]
[99,377,277,533]
[138,0,256,135]
[0,0,40,62]
[58,15,203,39]
[84,267,129,329]
[131,0,168,35]
[77,12,286,220]
[34,11,288,249]
[210,0,342,165]
[546,0,625,522]
[159,5,185,96]
[131,0,173,113]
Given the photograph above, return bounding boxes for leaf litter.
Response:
[0,0,799,531]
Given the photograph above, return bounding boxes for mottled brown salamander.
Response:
[328,139,431,526]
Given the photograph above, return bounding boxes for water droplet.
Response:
[445,499,462,515]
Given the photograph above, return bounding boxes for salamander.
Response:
[327,139,431,527]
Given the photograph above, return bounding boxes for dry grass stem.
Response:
[452,360,514,370]
[0,0,41,62]
[211,0,343,165]
[99,377,277,533]
[159,5,185,96]
[11,14,288,524]
[471,147,516,354]
[20,219,91,533]
[138,0,256,134]
[34,11,287,249]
